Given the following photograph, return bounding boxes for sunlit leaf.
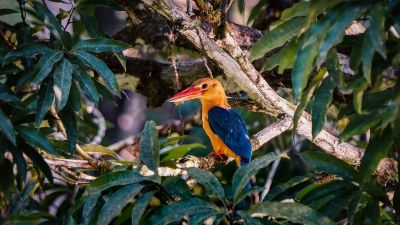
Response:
[232,152,278,202]
[249,201,335,225]
[278,39,298,74]
[187,168,225,200]
[81,144,119,159]
[140,121,160,173]
[160,143,205,161]
[97,184,143,225]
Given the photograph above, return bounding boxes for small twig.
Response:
[202,56,213,78]
[17,0,27,26]
[107,135,140,151]
[170,54,181,90]
[260,149,282,201]
[86,101,106,145]
[63,0,76,30]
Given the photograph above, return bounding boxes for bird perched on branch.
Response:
[168,78,252,167]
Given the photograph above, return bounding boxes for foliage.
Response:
[0,0,399,224]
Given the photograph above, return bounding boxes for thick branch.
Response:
[138,0,397,184]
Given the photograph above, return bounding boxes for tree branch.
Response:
[136,0,397,184]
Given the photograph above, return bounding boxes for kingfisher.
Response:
[168,78,252,167]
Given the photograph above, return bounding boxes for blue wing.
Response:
[208,107,252,164]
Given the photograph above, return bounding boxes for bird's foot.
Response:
[209,151,225,160]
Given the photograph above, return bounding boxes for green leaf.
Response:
[21,143,53,184]
[187,168,225,200]
[301,151,357,180]
[131,191,154,225]
[352,77,369,114]
[247,0,266,24]
[160,143,205,161]
[77,7,104,38]
[250,17,306,61]
[278,1,309,25]
[82,193,101,225]
[72,50,120,95]
[232,152,278,202]
[0,108,16,145]
[97,184,143,225]
[35,79,54,127]
[82,144,119,159]
[10,145,27,182]
[293,68,327,132]
[189,211,221,225]
[148,198,219,225]
[73,66,99,105]
[368,3,386,59]
[33,1,65,44]
[260,50,281,72]
[292,40,320,99]
[358,128,393,185]
[234,186,264,206]
[248,201,335,225]
[316,5,367,67]
[3,44,50,65]
[296,180,353,204]
[311,72,336,138]
[54,58,73,111]
[59,106,77,153]
[114,52,126,72]
[0,9,18,16]
[304,0,341,30]
[237,211,264,225]
[339,109,392,142]
[31,51,64,85]
[84,170,158,194]
[265,175,311,201]
[278,39,298,74]
[162,176,192,200]
[16,126,60,155]
[0,158,14,199]
[73,38,130,53]
[140,121,160,173]
[361,34,375,82]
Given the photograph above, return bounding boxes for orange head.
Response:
[168,78,228,106]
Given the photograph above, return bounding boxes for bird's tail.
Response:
[240,158,251,189]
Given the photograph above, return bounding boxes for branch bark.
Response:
[134,0,397,184]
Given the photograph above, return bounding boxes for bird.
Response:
[168,78,252,167]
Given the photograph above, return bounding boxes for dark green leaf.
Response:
[84,170,158,194]
[78,0,123,10]
[232,152,278,202]
[305,0,341,29]
[234,186,264,206]
[189,210,221,225]
[238,0,245,13]
[31,51,64,85]
[162,176,192,200]
[54,58,73,111]
[316,5,367,67]
[358,128,393,185]
[16,126,60,155]
[361,34,375,82]
[3,44,50,64]
[368,3,386,59]
[278,39,298,74]
[296,180,353,204]
[292,40,320,99]
[73,38,130,53]
[0,9,18,16]
[72,50,120,95]
[114,52,126,72]
[160,143,205,161]
[293,68,326,132]
[339,108,392,142]
[73,66,99,105]
[21,143,53,184]
[131,191,155,225]
[82,193,101,225]
[10,145,27,182]
[279,1,309,24]
[248,201,336,225]
[140,121,160,173]
[350,37,363,72]
[250,17,306,61]
[187,168,225,199]
[0,158,14,199]
[59,106,77,153]
[148,198,219,225]
[0,108,16,145]
[266,175,311,201]
[33,2,65,43]
[260,50,281,72]
[311,72,336,138]
[247,0,266,24]
[77,7,104,38]
[97,184,143,225]
[35,79,54,127]
[301,151,357,180]
[237,211,263,225]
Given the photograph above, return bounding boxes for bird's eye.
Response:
[201,83,209,89]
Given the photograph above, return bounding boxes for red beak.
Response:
[168,86,203,103]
